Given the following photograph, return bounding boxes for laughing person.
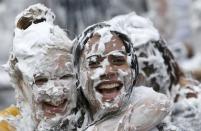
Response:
[0,4,77,131]
[73,23,172,131]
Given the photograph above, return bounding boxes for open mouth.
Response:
[96,81,123,102]
[42,99,68,118]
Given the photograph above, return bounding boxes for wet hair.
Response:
[153,39,184,91]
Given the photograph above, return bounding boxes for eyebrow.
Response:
[33,72,46,78]
[86,54,101,59]
[86,50,126,59]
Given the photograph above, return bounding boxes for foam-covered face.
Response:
[135,43,170,94]
[18,49,76,130]
[79,32,133,118]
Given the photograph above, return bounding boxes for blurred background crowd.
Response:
[0,0,201,109]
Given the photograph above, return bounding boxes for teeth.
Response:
[99,83,120,89]
[45,99,66,107]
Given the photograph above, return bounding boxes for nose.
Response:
[100,65,118,80]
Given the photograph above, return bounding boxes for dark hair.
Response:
[153,39,184,90]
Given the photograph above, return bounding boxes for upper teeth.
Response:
[99,83,120,89]
[47,99,66,107]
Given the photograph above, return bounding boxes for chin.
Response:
[36,113,68,131]
[95,80,123,103]
[93,85,131,117]
[41,99,68,119]
[34,101,69,130]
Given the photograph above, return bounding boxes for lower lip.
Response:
[42,100,67,117]
[98,87,121,102]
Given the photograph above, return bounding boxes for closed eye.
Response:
[35,77,48,86]
[87,55,103,68]
[88,60,101,68]
[110,55,126,65]
[60,74,73,80]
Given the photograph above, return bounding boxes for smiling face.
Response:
[79,32,133,117]
[18,49,76,130]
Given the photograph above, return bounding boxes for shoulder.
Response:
[0,106,20,117]
[0,106,20,131]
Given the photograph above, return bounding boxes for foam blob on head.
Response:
[107,12,160,46]
[15,3,55,30]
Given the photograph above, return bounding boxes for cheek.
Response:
[32,85,46,102]
[79,59,105,80]
[118,68,133,88]
[79,71,90,87]
[79,64,89,90]
[23,85,33,103]
[32,82,58,101]
[79,70,96,96]
[118,65,133,77]
[90,68,105,80]
[57,79,75,88]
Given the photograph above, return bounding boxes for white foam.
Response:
[106,12,160,47]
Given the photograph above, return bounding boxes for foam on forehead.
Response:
[12,22,72,79]
[13,22,72,59]
[86,27,113,55]
[107,12,160,47]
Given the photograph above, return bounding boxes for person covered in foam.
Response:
[106,12,201,130]
[72,22,172,131]
[1,4,77,131]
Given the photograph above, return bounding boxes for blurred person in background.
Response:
[107,12,201,131]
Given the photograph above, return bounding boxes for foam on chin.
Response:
[84,86,172,131]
